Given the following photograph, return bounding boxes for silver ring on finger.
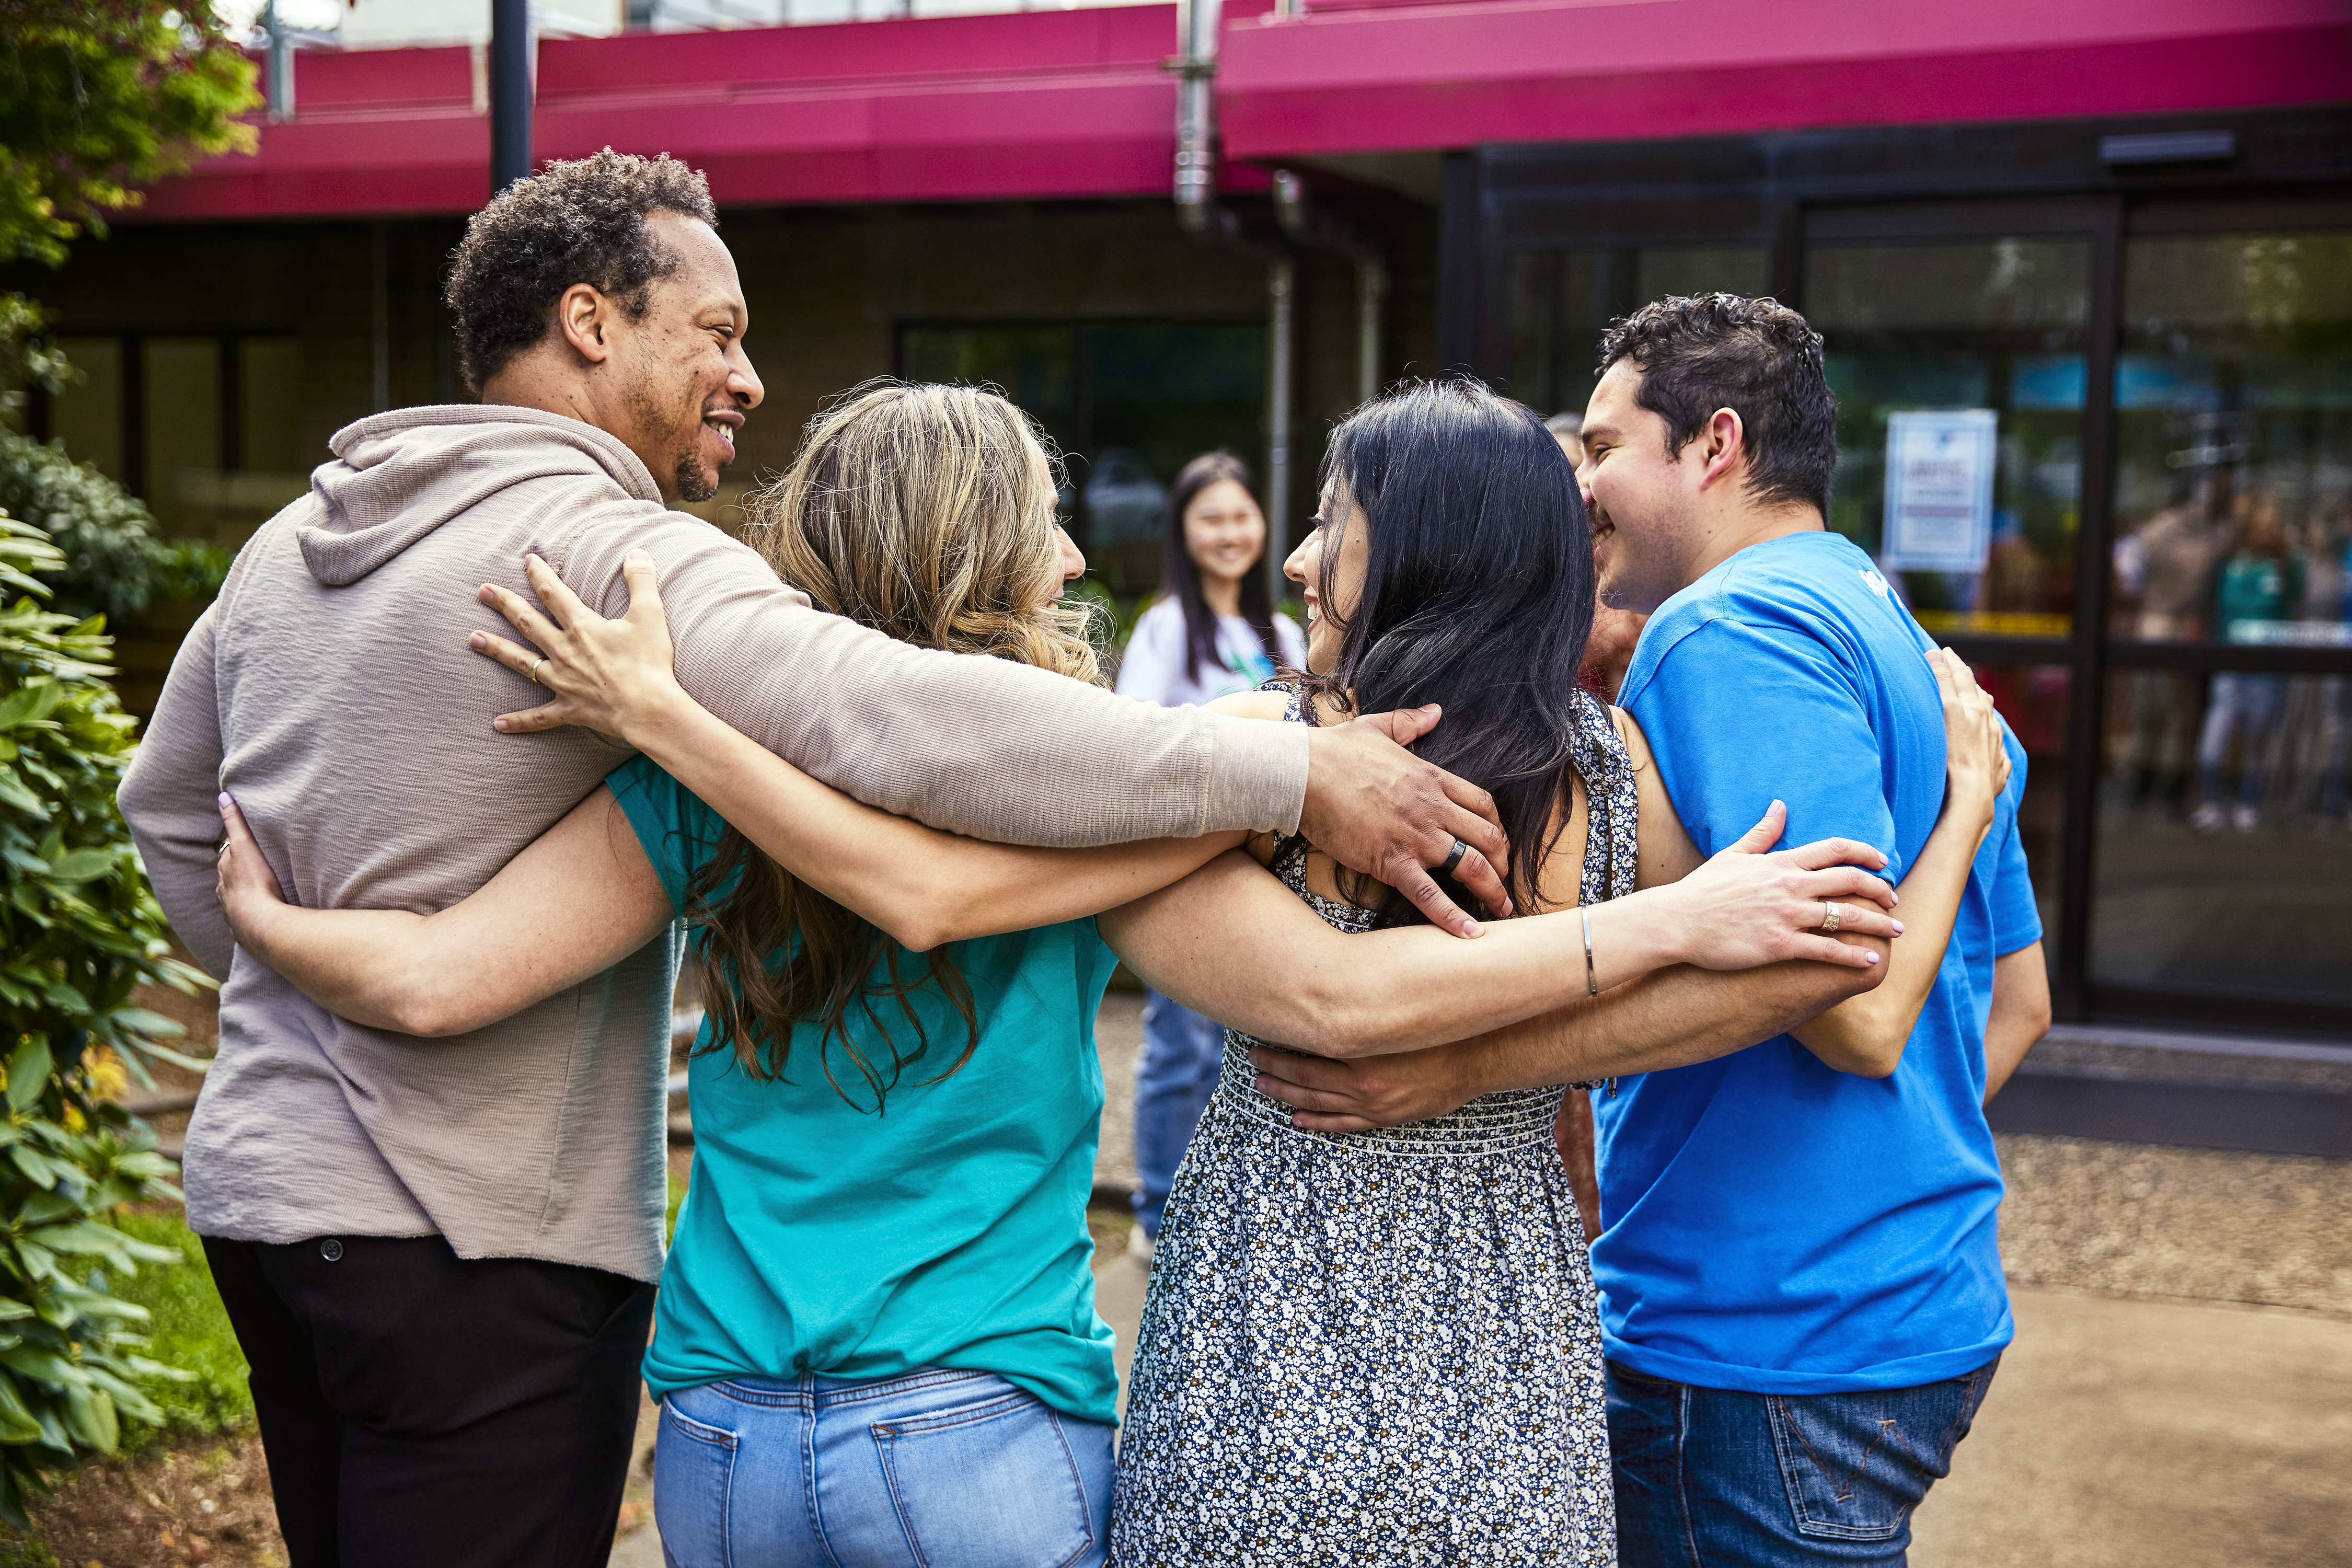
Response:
[1436,839,1469,880]
[1820,901,1846,933]
[528,657,545,686]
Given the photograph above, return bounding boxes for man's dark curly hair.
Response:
[1596,293,1837,516]
[444,148,718,392]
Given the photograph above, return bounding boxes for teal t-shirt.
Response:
[608,756,1121,1425]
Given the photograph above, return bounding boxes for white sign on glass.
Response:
[1881,410,1998,573]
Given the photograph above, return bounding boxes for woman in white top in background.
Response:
[1113,453,1307,1254]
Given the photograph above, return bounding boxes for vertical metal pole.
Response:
[1436,151,1481,373]
[2051,199,2127,1022]
[1356,256,1387,406]
[266,3,296,122]
[1172,0,1221,232]
[1266,257,1296,607]
[491,0,533,194]
[371,224,391,414]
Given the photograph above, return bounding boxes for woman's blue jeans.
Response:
[654,1367,1114,1568]
[1607,1357,2000,1567]
[1131,989,1226,1238]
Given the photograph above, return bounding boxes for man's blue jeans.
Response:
[653,1367,1114,1568]
[1607,1356,2000,1567]
[1131,988,1226,1238]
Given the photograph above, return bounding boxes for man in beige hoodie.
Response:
[118,152,1506,1567]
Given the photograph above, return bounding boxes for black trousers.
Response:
[202,1233,656,1568]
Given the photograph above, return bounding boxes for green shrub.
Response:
[0,299,232,628]
[102,1212,249,1443]
[0,434,230,629]
[0,511,213,1525]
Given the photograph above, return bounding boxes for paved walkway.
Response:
[1910,1287,2352,1567]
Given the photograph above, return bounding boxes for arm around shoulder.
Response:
[586,522,1308,847]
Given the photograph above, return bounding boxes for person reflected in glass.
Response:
[1112,453,1306,1254]
[2194,492,2303,833]
[2113,494,2233,816]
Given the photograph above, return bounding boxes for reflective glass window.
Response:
[47,337,124,483]
[2109,233,2352,647]
[1806,238,2091,640]
[898,323,1265,594]
[142,337,222,537]
[1502,245,1769,422]
[2094,666,2352,1005]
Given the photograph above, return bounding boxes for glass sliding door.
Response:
[1804,235,2092,643]
[2093,225,2352,1020]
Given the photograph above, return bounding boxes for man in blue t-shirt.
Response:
[1576,294,2049,1564]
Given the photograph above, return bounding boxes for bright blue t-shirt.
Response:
[1602,531,2040,1396]
[607,756,1121,1425]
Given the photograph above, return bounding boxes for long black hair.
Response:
[1301,377,1599,926]
[1160,451,1283,683]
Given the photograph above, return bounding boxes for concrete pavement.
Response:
[1911,1287,2352,1567]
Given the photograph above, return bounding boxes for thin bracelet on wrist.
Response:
[1581,906,1598,998]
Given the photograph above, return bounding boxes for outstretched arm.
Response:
[1099,801,1898,1060]
[494,546,1515,938]
[1790,650,2013,1077]
[214,766,1243,1035]
[1244,954,1886,1132]
[215,787,673,1037]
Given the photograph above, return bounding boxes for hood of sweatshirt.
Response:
[297,405,664,587]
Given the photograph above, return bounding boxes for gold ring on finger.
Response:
[1821,901,1844,933]
[529,657,545,686]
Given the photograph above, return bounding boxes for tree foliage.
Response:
[0,1,262,268]
[0,512,209,1525]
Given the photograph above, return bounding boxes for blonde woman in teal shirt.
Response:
[216,383,1900,1567]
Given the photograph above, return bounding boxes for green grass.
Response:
[106,1209,253,1445]
[666,1170,687,1242]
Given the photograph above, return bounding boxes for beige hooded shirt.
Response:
[118,406,1307,1281]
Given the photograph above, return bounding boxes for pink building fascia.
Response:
[137,0,2351,221]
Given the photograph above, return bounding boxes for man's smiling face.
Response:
[611,210,762,503]
[1578,358,1706,616]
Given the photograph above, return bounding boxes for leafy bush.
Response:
[102,1211,249,1443]
[0,303,230,627]
[0,511,212,1525]
[0,433,229,627]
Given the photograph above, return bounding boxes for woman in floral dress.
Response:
[1109,381,1999,1565]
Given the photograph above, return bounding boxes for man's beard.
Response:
[673,449,718,503]
[626,369,724,503]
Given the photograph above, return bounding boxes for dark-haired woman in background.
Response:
[1113,454,1306,1253]
[1106,381,2004,1566]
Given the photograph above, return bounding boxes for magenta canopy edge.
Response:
[129,0,2348,222]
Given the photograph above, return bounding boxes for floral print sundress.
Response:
[1109,682,1638,1567]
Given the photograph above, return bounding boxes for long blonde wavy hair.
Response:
[685,382,1101,1111]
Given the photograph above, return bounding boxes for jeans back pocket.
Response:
[653,1396,742,1568]
[1763,1361,1997,1544]
[871,1384,1110,1568]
